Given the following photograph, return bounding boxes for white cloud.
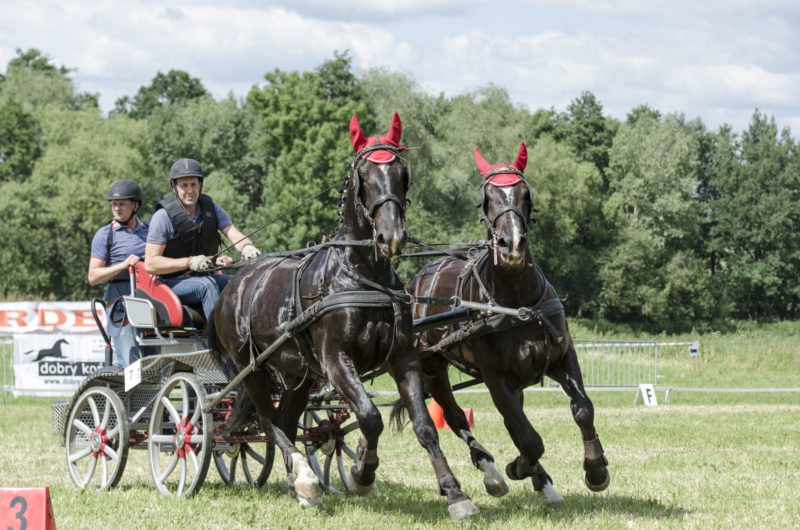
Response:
[1,0,798,134]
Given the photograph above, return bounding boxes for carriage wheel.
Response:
[148,372,212,497]
[302,408,360,493]
[65,386,129,490]
[213,441,275,487]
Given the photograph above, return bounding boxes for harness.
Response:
[234,144,411,383]
[416,249,566,380]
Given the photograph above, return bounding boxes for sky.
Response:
[1,0,798,136]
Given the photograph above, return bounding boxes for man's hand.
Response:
[241,244,261,261]
[188,255,213,272]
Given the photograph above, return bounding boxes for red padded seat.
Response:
[131,262,206,330]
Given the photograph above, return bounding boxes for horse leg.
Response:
[548,345,610,492]
[241,371,322,505]
[323,353,383,496]
[420,355,508,497]
[393,355,479,520]
[484,375,564,505]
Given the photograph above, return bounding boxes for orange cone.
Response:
[427,399,446,429]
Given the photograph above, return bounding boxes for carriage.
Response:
[50,114,609,521]
[50,260,367,496]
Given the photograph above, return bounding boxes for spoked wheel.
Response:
[302,407,360,493]
[148,372,212,497]
[66,386,129,490]
[214,440,275,487]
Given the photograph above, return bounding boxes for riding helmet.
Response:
[107,179,143,203]
[169,158,204,188]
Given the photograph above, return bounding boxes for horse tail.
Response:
[389,398,409,431]
[206,311,256,431]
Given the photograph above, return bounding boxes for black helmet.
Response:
[107,179,142,203]
[169,158,203,189]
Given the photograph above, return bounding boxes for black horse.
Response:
[209,112,478,519]
[24,338,69,362]
[406,142,610,504]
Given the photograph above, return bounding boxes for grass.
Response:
[1,323,800,528]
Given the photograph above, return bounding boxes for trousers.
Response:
[161,273,232,320]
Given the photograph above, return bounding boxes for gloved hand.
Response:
[241,244,261,261]
[188,255,213,272]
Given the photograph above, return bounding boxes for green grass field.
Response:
[1,321,799,528]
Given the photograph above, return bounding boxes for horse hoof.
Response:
[345,470,374,496]
[538,481,564,505]
[290,453,322,499]
[294,494,323,506]
[478,460,509,497]
[448,499,480,520]
[585,467,610,492]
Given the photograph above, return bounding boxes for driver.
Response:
[145,158,261,320]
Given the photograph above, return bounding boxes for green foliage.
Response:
[2,46,800,332]
[0,48,98,111]
[710,111,800,318]
[113,69,208,119]
[599,114,717,330]
[0,109,151,299]
[0,99,41,182]
[246,53,368,251]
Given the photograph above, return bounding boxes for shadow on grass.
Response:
[111,476,687,525]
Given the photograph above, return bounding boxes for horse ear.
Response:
[474,147,491,177]
[385,111,401,146]
[350,113,367,152]
[512,141,527,172]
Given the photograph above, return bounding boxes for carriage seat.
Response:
[125,262,206,331]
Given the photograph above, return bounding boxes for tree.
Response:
[0,99,41,182]
[710,111,799,318]
[0,108,151,299]
[245,54,369,251]
[563,91,616,179]
[598,114,716,330]
[113,69,208,119]
[0,48,98,112]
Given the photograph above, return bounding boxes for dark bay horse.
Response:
[406,142,610,504]
[209,112,478,519]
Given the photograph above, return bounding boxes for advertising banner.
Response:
[1,302,106,396]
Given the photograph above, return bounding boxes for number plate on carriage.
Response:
[125,360,142,391]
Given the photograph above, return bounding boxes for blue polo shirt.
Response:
[147,201,233,245]
[90,217,149,302]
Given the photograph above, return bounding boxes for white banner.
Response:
[13,334,106,396]
[1,301,107,396]
[0,301,101,334]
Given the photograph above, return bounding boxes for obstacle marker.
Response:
[0,487,56,530]
[427,399,475,430]
[634,384,658,406]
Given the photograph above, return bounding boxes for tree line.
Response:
[1,48,798,332]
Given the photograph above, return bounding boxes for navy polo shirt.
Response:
[90,217,149,302]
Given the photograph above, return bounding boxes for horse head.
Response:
[475,142,535,266]
[347,111,409,260]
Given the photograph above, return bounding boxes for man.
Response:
[145,158,261,320]
[88,179,156,368]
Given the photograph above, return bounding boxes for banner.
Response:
[1,302,106,397]
[0,301,100,334]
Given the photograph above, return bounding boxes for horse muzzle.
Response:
[377,229,407,260]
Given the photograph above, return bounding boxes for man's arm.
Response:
[221,225,254,253]
[87,255,140,286]
[144,242,192,275]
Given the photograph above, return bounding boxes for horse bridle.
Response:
[479,167,535,231]
[343,143,411,259]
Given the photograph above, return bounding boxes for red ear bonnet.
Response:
[475,141,526,187]
[350,111,402,163]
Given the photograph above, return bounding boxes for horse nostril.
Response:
[497,237,510,249]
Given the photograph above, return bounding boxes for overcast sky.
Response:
[2,0,798,136]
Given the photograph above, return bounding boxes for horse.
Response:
[24,338,69,362]
[209,112,478,520]
[403,142,610,504]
